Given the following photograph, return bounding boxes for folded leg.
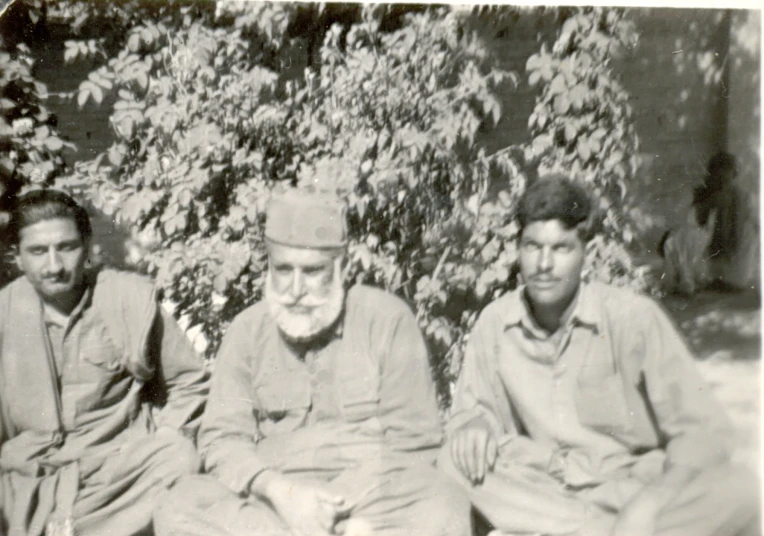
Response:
[74,431,200,536]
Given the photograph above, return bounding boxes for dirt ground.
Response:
[662,288,761,472]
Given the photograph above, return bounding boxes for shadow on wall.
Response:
[727,10,761,222]
[621,8,760,253]
[466,7,758,261]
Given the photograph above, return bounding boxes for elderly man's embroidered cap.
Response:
[265,190,347,249]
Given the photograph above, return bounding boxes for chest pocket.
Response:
[256,382,311,437]
[59,323,131,425]
[575,373,631,436]
[75,323,126,384]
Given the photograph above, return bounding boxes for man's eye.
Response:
[522,243,539,251]
[29,248,47,255]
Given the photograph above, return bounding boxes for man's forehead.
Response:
[267,241,342,264]
[521,219,581,240]
[18,217,83,245]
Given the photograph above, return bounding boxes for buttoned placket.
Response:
[550,321,579,433]
[304,342,341,425]
[43,295,89,431]
[305,347,320,425]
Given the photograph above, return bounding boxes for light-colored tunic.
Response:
[440,282,758,536]
[0,269,209,536]
[155,285,471,536]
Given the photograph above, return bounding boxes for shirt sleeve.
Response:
[151,309,210,436]
[376,307,443,458]
[447,309,513,440]
[638,300,734,469]
[198,314,268,495]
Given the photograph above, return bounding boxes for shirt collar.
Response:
[502,282,600,333]
[571,282,601,330]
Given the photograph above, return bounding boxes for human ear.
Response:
[11,246,22,271]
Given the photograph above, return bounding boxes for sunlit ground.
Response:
[662,289,761,471]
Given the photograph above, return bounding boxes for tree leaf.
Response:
[128,33,141,53]
[91,83,104,104]
[549,74,566,95]
[77,88,90,107]
[108,145,125,166]
[577,139,591,161]
[553,94,570,114]
[45,136,64,151]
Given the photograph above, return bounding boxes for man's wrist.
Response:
[455,415,494,435]
[250,469,282,500]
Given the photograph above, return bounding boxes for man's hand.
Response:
[450,422,498,485]
[255,471,349,536]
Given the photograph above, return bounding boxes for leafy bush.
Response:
[0,0,73,189]
[58,3,648,404]
[525,7,650,291]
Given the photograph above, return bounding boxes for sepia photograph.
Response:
[0,1,760,535]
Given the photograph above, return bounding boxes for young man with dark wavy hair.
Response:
[0,189,208,536]
[440,175,758,536]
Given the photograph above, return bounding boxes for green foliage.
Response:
[59,3,650,404]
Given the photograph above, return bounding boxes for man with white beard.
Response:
[155,191,471,536]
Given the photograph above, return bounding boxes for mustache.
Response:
[269,293,329,308]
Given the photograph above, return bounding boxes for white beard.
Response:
[265,261,345,344]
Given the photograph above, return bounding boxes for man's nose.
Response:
[46,249,64,273]
[538,247,553,272]
[290,270,305,298]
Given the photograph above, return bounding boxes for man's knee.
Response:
[718,464,760,524]
[154,431,202,480]
[437,440,470,489]
[663,462,762,536]
[437,441,459,478]
[406,465,472,536]
[153,475,231,536]
[431,476,472,536]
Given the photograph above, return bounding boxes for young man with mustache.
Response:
[0,189,209,536]
[439,175,758,536]
[156,191,470,536]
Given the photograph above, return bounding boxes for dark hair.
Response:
[706,152,737,182]
[516,174,598,242]
[7,189,92,246]
[693,151,737,207]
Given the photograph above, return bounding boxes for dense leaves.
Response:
[0,5,73,190]
[525,7,649,291]
[52,3,648,404]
